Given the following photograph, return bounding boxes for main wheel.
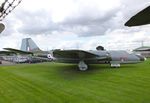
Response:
[78,61,88,71]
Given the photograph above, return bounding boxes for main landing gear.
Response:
[110,63,120,68]
[78,61,88,71]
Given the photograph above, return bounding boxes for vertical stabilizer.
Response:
[20,38,41,52]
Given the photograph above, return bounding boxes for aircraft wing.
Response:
[53,50,107,60]
[4,48,33,55]
[125,6,150,26]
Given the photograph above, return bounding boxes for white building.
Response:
[133,46,150,58]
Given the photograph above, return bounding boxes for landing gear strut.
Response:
[78,61,88,71]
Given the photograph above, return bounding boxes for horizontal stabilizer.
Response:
[4,48,33,55]
[0,51,16,55]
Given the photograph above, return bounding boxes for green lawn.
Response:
[0,60,150,103]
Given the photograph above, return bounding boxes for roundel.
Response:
[47,54,53,59]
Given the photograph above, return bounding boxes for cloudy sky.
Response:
[0,0,150,51]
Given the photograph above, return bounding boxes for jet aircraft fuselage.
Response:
[53,49,145,71]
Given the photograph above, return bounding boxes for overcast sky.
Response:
[0,0,150,51]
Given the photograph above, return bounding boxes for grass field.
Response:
[0,60,150,103]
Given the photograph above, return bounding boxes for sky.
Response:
[0,0,150,51]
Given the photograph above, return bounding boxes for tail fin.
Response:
[20,38,41,52]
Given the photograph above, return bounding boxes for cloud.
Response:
[2,0,122,36]
[11,0,149,37]
[0,0,150,50]
[13,10,59,35]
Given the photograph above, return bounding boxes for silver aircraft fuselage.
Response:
[53,50,146,71]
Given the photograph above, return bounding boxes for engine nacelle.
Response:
[0,23,5,33]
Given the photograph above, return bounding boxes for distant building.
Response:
[133,46,150,58]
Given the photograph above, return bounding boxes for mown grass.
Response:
[0,60,150,103]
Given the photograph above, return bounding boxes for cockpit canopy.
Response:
[96,46,105,51]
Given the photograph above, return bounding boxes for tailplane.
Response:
[20,38,41,52]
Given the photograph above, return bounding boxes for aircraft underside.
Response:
[78,60,121,71]
[54,59,125,71]
[53,48,145,71]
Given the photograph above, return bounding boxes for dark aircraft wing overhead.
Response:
[125,6,150,26]
[53,50,101,59]
[4,48,33,55]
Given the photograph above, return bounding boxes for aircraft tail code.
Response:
[20,38,41,52]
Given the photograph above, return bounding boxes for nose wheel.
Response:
[78,61,88,71]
